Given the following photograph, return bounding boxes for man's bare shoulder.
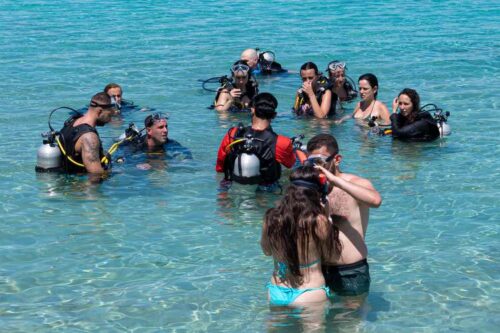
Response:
[340,172,376,189]
[75,131,100,153]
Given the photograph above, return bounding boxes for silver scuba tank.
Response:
[35,133,62,172]
[438,121,451,137]
[233,153,260,178]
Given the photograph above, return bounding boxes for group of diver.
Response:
[36,83,190,178]
[209,48,450,140]
[35,47,451,312]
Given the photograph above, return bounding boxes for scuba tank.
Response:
[434,110,451,137]
[232,133,262,182]
[35,131,62,172]
[438,121,451,137]
[35,106,79,173]
[421,104,451,138]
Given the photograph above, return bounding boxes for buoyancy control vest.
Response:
[213,75,259,111]
[224,125,281,185]
[293,75,332,116]
[58,115,106,173]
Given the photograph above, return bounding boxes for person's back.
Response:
[215,92,295,189]
[261,166,340,307]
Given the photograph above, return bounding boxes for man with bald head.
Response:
[240,48,259,71]
[240,48,286,76]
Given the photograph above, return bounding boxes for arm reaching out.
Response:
[315,165,382,208]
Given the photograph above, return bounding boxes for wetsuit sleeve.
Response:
[390,112,437,140]
[215,129,234,172]
[275,135,296,169]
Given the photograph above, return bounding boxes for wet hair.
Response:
[307,134,339,156]
[251,92,278,120]
[90,92,111,108]
[358,73,379,99]
[398,88,420,123]
[262,166,340,287]
[300,62,319,75]
[144,113,168,128]
[103,83,122,94]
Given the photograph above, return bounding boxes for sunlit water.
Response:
[0,0,499,332]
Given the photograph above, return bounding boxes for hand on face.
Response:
[314,164,336,182]
[392,97,399,113]
[302,80,315,97]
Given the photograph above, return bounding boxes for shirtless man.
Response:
[306,134,382,296]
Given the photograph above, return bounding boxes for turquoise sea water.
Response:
[1,0,499,331]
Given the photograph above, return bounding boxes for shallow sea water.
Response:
[0,0,499,332]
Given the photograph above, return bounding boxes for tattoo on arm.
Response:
[82,135,100,162]
[81,133,103,173]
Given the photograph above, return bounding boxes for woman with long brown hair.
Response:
[261,166,341,307]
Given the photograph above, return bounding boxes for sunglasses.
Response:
[327,61,346,72]
[145,113,169,127]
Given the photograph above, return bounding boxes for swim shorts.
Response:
[322,258,370,296]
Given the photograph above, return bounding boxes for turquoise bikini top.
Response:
[277,259,321,280]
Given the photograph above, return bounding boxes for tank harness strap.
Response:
[57,129,138,169]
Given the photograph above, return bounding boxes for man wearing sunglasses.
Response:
[59,92,115,177]
[306,134,382,297]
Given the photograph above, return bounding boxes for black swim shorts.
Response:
[322,258,371,296]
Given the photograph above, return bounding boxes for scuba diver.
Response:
[103,83,138,113]
[335,73,391,127]
[58,92,115,175]
[124,113,192,158]
[389,88,448,141]
[240,48,287,76]
[292,62,333,118]
[215,92,296,192]
[213,60,259,112]
[35,92,125,182]
[325,60,358,115]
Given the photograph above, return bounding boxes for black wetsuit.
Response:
[126,135,192,159]
[256,60,286,75]
[390,111,440,142]
[58,117,105,173]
